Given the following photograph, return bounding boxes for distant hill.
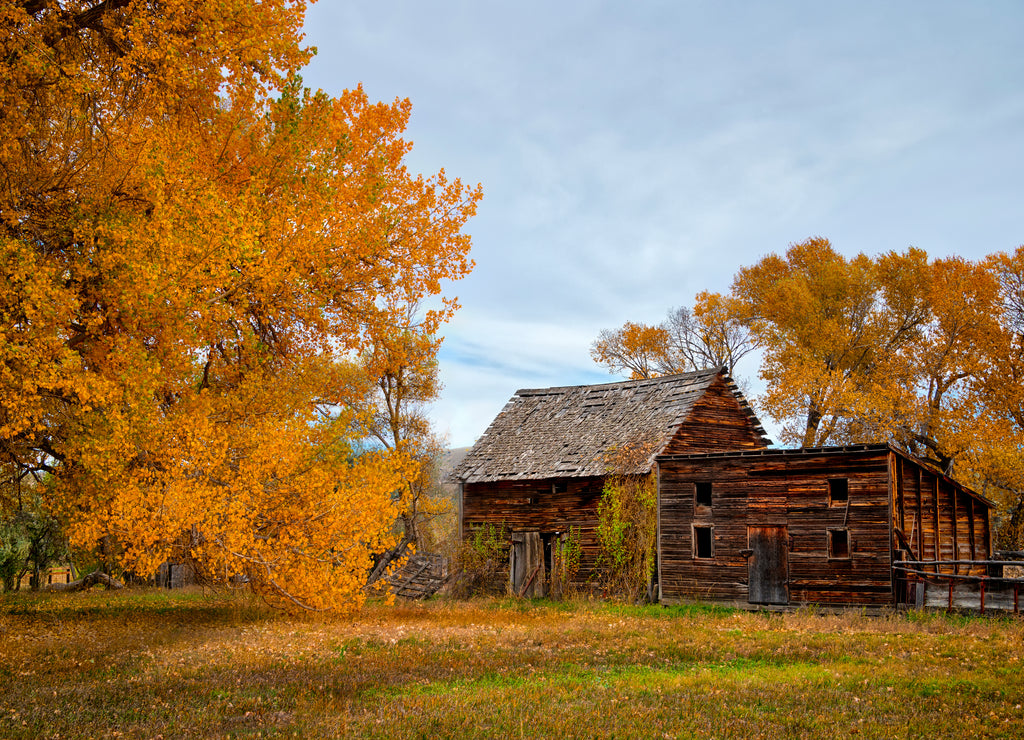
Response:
[437,447,470,505]
[441,446,470,476]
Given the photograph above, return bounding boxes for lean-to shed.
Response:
[656,444,993,608]
[453,368,769,594]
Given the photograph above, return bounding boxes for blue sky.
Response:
[301,1,1024,448]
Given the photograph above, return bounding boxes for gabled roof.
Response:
[453,368,767,483]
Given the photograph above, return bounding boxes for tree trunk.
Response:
[366,528,416,586]
[803,401,823,448]
[44,570,124,592]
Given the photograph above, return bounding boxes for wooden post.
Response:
[921,468,929,560]
[896,456,905,534]
[933,477,941,574]
[951,483,960,576]
[967,497,977,562]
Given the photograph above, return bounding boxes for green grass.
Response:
[1,589,1022,738]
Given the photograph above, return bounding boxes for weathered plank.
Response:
[657,445,992,609]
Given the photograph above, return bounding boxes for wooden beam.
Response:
[967,494,976,561]
[932,474,940,574]
[656,461,664,603]
[888,451,896,601]
[951,482,959,576]
[896,455,905,534]
[916,466,923,560]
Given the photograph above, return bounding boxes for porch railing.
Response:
[893,560,1024,615]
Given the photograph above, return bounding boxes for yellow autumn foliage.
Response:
[1,1,481,610]
[596,238,1024,545]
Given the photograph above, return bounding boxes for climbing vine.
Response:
[594,441,659,601]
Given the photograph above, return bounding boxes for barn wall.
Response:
[661,374,767,455]
[461,476,607,580]
[891,453,991,575]
[658,449,895,607]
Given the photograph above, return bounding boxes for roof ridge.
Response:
[515,367,721,397]
[453,366,773,483]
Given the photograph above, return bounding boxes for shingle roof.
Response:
[453,368,763,483]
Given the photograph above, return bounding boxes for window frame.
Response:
[827,527,851,560]
[692,524,715,560]
[694,481,713,509]
[828,478,849,506]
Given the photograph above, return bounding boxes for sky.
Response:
[300,1,1024,449]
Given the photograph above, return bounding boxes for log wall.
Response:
[657,446,993,608]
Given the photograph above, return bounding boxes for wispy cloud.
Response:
[304,1,1024,446]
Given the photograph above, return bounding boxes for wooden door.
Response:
[510,531,545,597]
[748,526,788,605]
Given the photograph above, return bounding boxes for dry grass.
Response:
[1,588,1023,738]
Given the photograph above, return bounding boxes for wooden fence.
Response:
[388,554,448,600]
[893,560,1024,615]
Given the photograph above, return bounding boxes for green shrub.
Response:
[452,522,510,596]
[550,526,581,599]
[594,473,657,602]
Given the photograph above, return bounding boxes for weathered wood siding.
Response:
[660,448,894,607]
[461,476,607,580]
[658,446,993,608]
[459,372,770,587]
[661,374,767,455]
[890,452,991,574]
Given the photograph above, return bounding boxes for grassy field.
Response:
[1,589,1022,738]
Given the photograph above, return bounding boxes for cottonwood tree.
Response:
[591,321,673,379]
[956,248,1024,546]
[0,1,481,611]
[730,239,908,447]
[597,237,1024,545]
[591,292,755,379]
[356,301,455,585]
[729,241,1004,463]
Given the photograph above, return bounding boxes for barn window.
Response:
[552,480,568,494]
[693,525,714,559]
[695,481,713,508]
[828,528,850,559]
[829,478,849,506]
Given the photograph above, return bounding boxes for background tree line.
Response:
[593,238,1024,547]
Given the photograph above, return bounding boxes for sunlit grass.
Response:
[1,589,1022,738]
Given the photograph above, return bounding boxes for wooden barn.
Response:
[452,368,769,595]
[656,444,994,609]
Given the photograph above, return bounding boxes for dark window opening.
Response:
[694,525,714,559]
[695,481,713,508]
[829,478,849,506]
[552,480,568,494]
[828,528,850,559]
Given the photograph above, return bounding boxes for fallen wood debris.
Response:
[45,571,124,592]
